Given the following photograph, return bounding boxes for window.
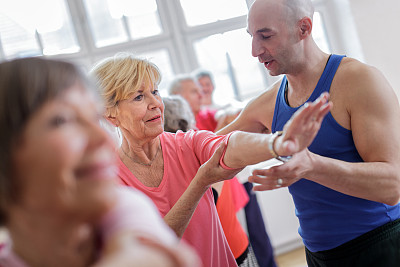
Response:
[137,49,174,96]
[194,28,267,104]
[0,0,79,59]
[0,0,332,105]
[180,0,248,26]
[313,12,331,53]
[82,0,162,47]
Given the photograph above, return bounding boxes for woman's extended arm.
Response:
[223,92,331,169]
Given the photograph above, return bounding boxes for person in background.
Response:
[193,69,216,108]
[91,53,331,267]
[169,74,233,132]
[162,94,259,266]
[193,70,277,267]
[0,57,200,267]
[218,0,400,266]
[193,69,241,132]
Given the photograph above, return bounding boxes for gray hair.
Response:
[168,74,197,95]
[192,69,214,85]
[162,95,196,132]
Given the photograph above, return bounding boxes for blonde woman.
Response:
[91,53,331,267]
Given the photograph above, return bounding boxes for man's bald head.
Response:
[249,0,314,25]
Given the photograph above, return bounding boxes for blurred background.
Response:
[1,0,399,264]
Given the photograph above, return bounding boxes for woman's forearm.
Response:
[223,131,274,169]
[163,178,209,238]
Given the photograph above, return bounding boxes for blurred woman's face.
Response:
[11,85,117,222]
[116,82,164,141]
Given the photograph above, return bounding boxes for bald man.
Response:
[218,0,400,266]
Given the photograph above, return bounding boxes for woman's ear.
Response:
[105,115,120,127]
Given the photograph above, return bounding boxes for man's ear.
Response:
[298,17,312,39]
[105,115,120,127]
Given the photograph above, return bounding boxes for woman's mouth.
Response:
[75,162,117,181]
[146,115,161,122]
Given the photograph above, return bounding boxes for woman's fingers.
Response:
[205,142,226,166]
[300,93,330,123]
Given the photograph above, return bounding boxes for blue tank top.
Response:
[271,54,400,252]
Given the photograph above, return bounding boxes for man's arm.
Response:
[216,82,279,135]
[250,60,400,205]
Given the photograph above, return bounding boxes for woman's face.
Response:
[11,84,117,222]
[116,82,164,142]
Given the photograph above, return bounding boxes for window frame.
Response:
[0,0,339,102]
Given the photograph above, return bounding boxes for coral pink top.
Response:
[195,108,218,132]
[118,130,237,267]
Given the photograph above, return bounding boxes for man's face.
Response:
[198,76,214,106]
[179,80,202,115]
[247,0,299,76]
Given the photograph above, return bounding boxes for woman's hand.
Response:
[195,142,242,188]
[274,92,332,157]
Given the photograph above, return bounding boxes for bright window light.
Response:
[180,0,248,26]
[0,0,79,59]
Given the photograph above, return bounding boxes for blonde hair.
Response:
[90,52,161,117]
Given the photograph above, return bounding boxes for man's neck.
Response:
[285,51,330,107]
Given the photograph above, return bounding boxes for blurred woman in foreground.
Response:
[0,57,200,267]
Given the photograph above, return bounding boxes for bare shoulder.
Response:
[330,57,398,129]
[240,80,280,132]
[335,57,390,89]
[335,57,396,101]
[218,79,281,134]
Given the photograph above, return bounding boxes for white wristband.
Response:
[268,131,292,162]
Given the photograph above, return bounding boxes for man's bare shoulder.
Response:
[334,57,393,97]
[240,79,281,131]
[337,57,381,82]
[245,79,280,114]
[330,56,397,129]
[251,82,278,104]
[217,78,282,134]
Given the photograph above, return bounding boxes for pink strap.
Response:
[219,131,242,170]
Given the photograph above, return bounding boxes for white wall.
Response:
[349,0,400,99]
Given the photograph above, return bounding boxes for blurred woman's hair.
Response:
[0,57,92,225]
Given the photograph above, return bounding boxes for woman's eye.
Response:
[49,115,68,128]
[152,89,159,95]
[133,95,143,101]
